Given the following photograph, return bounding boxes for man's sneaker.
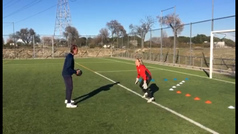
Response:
[142,92,148,98]
[65,100,75,104]
[147,97,155,103]
[66,103,77,108]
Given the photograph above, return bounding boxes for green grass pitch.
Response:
[3,57,235,134]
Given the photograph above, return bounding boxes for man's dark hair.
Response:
[70,44,78,53]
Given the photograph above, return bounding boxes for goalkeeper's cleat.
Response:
[142,92,148,98]
[65,100,75,104]
[66,103,77,108]
[147,97,155,103]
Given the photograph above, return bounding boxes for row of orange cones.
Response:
[176,90,212,104]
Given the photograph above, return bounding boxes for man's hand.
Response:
[76,69,80,75]
[143,81,148,89]
[135,78,139,84]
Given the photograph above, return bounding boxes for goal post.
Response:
[209,29,235,79]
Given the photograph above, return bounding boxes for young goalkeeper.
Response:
[134,58,155,103]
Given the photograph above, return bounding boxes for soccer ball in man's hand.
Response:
[76,69,83,76]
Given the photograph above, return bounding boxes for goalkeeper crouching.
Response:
[135,58,155,103]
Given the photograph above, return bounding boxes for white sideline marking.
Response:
[94,71,219,134]
[97,68,158,73]
[97,70,136,73]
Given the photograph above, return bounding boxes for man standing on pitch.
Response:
[135,58,155,103]
[62,44,80,108]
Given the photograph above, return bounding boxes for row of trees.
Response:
[3,13,183,46]
[3,32,234,49]
[3,13,235,48]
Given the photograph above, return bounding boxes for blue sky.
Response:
[3,0,235,38]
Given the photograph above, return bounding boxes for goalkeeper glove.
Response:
[143,81,148,89]
[135,78,139,84]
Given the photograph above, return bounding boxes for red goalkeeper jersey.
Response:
[136,64,152,81]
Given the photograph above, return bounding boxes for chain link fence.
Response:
[3,16,235,77]
[117,16,236,77]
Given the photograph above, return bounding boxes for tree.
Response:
[99,28,109,44]
[63,26,80,46]
[77,37,87,47]
[224,38,235,48]
[129,16,155,48]
[14,28,40,45]
[106,20,126,48]
[192,34,209,44]
[116,25,126,48]
[42,36,53,46]
[129,24,137,40]
[158,13,184,64]
[94,35,103,46]
[157,13,184,42]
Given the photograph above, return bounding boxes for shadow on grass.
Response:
[148,83,159,98]
[202,69,210,77]
[202,68,236,79]
[73,82,120,104]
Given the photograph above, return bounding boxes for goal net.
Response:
[209,29,235,79]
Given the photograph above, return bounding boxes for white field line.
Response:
[103,58,235,84]
[76,62,219,133]
[97,68,158,73]
[97,70,135,73]
[94,71,219,134]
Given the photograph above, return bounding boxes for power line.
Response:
[15,4,57,24]
[3,4,57,30]
[3,0,75,27]
[4,0,42,18]
[3,0,17,7]
[3,0,19,9]
[4,0,73,25]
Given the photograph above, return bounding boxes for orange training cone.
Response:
[185,94,191,97]
[176,91,181,94]
[205,100,212,104]
[194,97,200,100]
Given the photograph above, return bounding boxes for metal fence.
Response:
[116,15,235,76]
[3,15,235,76]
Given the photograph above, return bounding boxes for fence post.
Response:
[52,36,54,58]
[33,35,35,59]
[201,57,203,68]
